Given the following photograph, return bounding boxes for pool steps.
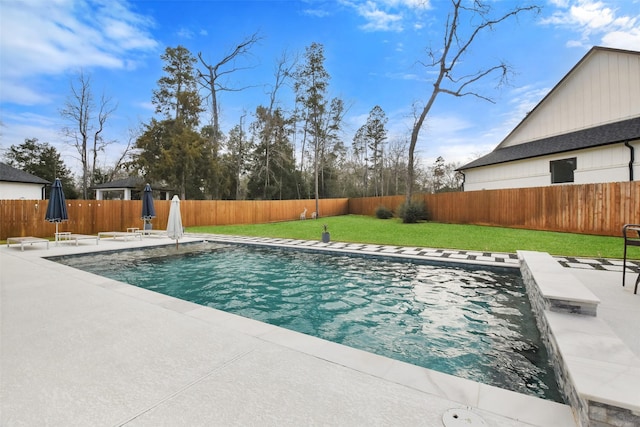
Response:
[519,251,600,316]
[519,251,640,427]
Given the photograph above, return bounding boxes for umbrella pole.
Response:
[55,223,59,246]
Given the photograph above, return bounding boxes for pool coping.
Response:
[8,233,638,426]
[195,235,640,425]
[192,233,523,269]
[47,237,574,426]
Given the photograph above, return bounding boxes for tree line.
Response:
[4,42,464,201]
[132,41,461,203]
[3,1,539,221]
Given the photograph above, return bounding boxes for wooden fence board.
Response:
[1,183,638,240]
[348,182,640,237]
[0,198,350,240]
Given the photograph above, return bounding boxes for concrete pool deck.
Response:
[1,234,639,426]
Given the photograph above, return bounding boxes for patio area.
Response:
[1,234,638,426]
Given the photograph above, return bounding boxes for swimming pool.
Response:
[52,242,563,402]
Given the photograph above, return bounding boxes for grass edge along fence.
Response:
[348,181,640,237]
[1,181,639,240]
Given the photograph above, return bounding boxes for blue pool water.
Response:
[52,243,563,402]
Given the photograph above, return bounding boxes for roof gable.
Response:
[0,162,50,184]
[497,46,640,149]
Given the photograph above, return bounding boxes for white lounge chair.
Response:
[56,232,99,246]
[6,236,50,251]
[98,230,142,242]
[141,229,167,238]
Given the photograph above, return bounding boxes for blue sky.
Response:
[1,0,639,176]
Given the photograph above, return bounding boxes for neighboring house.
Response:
[92,177,172,200]
[0,162,50,200]
[458,47,640,191]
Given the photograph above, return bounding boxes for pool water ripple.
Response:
[53,243,563,402]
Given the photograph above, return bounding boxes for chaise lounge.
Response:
[6,236,50,251]
[98,230,142,242]
[140,229,167,237]
[55,232,99,246]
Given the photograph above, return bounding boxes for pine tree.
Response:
[135,46,206,199]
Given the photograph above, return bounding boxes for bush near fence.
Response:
[2,182,639,240]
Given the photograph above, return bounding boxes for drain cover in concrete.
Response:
[442,408,487,426]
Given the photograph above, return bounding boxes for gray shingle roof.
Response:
[458,116,640,170]
[92,176,146,189]
[92,176,172,191]
[0,162,50,184]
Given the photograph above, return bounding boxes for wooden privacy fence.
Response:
[2,182,639,240]
[348,181,640,237]
[0,198,349,240]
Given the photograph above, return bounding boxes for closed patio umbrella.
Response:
[166,195,183,247]
[141,183,156,230]
[45,178,68,243]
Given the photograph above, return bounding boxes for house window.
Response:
[550,157,577,183]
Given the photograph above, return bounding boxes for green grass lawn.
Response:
[188,214,635,259]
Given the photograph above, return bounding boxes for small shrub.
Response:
[398,200,428,223]
[375,206,393,219]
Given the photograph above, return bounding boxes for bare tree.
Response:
[197,32,261,138]
[60,70,116,198]
[406,0,540,205]
[108,127,139,182]
[91,92,118,184]
[352,126,369,196]
[386,136,409,196]
[196,33,260,199]
[267,50,297,115]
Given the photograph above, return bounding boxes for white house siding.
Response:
[0,182,45,200]
[499,49,640,148]
[575,144,631,182]
[462,142,639,191]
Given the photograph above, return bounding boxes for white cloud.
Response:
[303,8,332,18]
[341,0,431,32]
[508,85,550,114]
[0,84,53,107]
[379,0,430,10]
[464,84,551,147]
[177,27,209,40]
[548,0,570,6]
[136,101,156,112]
[0,0,158,105]
[177,28,195,39]
[601,27,640,50]
[358,1,404,32]
[384,71,426,82]
[434,142,494,165]
[542,0,640,49]
[569,1,616,30]
[0,111,72,163]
